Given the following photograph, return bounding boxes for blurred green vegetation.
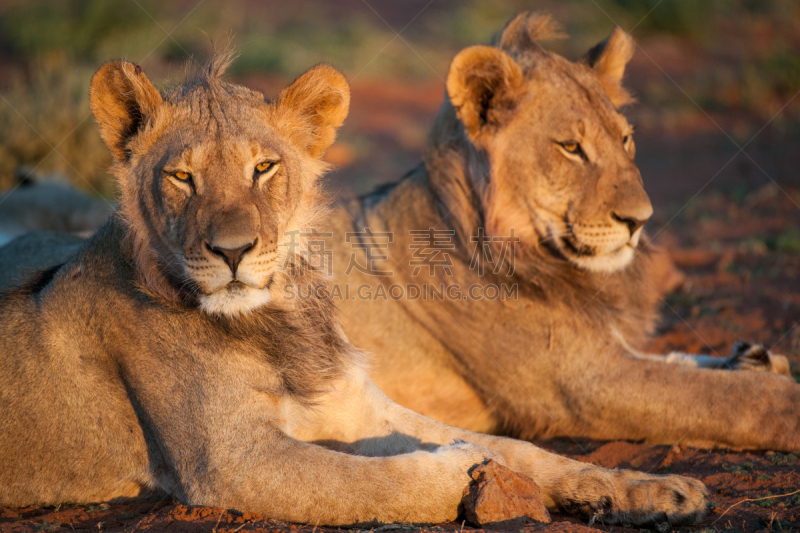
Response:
[0,0,798,193]
[0,54,111,195]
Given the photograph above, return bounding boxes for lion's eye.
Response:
[173,171,191,181]
[562,143,579,153]
[253,160,280,182]
[559,141,585,158]
[623,135,631,146]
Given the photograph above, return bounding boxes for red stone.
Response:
[461,460,551,528]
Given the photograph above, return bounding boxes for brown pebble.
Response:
[461,459,550,528]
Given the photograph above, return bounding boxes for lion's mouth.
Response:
[222,273,275,293]
[225,280,248,293]
[554,221,596,258]
[559,220,639,258]
[199,277,274,318]
[561,235,635,258]
[539,220,639,274]
[560,235,595,257]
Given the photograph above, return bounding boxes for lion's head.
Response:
[433,12,652,274]
[89,53,349,316]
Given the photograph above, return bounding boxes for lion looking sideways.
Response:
[326,13,800,450]
[0,54,709,525]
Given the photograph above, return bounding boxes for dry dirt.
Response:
[3,47,800,533]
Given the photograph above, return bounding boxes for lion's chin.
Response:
[199,282,272,318]
[565,242,635,274]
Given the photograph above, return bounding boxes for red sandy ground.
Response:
[3,43,800,533]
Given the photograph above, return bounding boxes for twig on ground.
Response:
[211,511,224,533]
[230,520,251,533]
[712,489,800,524]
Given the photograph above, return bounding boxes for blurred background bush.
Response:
[0,0,798,199]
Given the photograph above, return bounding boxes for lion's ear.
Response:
[446,46,523,142]
[583,27,634,107]
[277,64,350,159]
[89,61,162,162]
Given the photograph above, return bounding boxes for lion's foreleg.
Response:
[194,427,494,525]
[562,352,800,451]
[287,364,708,526]
[382,396,709,526]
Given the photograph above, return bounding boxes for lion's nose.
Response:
[207,239,256,276]
[611,212,649,236]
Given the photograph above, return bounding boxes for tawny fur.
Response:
[0,52,710,526]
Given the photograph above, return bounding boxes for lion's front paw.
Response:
[727,341,791,378]
[587,472,708,527]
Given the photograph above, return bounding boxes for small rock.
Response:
[461,460,550,528]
